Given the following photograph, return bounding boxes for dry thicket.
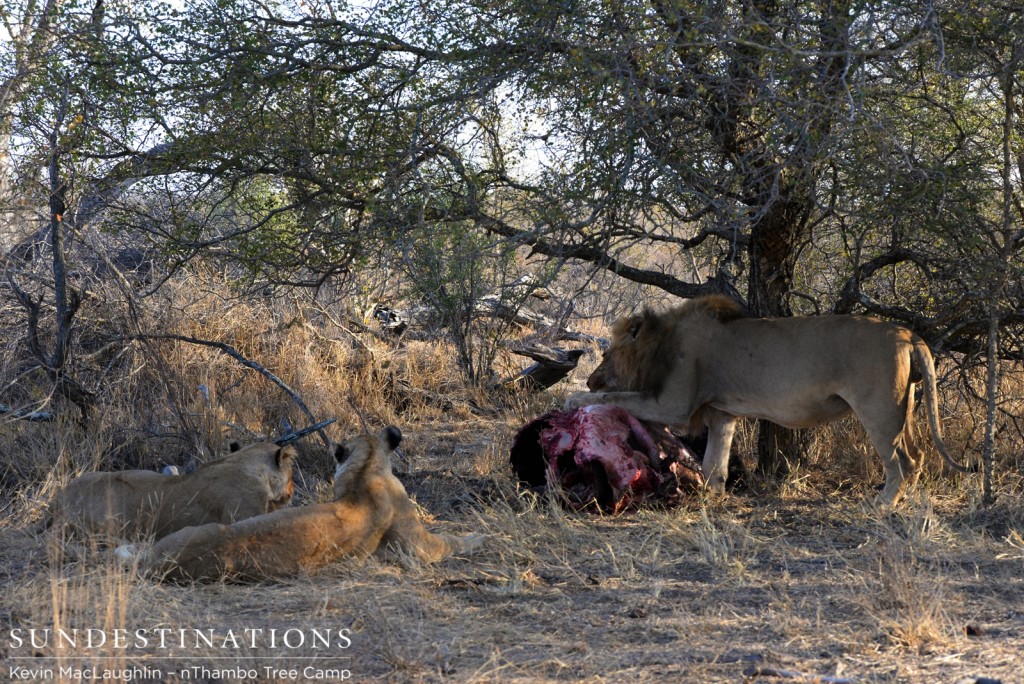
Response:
[1,269,1023,683]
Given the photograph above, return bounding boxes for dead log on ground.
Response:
[473,294,559,329]
[0,403,55,422]
[742,665,858,683]
[499,343,586,391]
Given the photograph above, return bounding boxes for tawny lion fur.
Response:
[120,427,483,582]
[46,442,295,540]
[566,295,969,507]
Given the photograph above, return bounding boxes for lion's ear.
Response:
[334,444,351,464]
[382,426,402,451]
[275,446,297,468]
[228,441,241,453]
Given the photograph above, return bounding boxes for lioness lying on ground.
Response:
[566,295,970,508]
[119,426,484,582]
[45,442,295,540]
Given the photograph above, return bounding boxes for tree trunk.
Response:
[982,306,998,505]
[748,195,812,478]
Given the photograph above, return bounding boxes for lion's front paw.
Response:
[701,472,727,497]
[563,392,598,410]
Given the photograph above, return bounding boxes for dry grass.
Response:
[1,272,1023,682]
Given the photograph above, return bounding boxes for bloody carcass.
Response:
[510,405,705,513]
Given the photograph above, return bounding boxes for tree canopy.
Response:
[1,0,1022,432]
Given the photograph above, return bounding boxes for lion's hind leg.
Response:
[383,526,485,564]
[897,429,923,493]
[852,379,923,509]
[381,501,485,564]
[411,532,486,563]
[866,427,916,509]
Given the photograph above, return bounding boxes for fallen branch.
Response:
[0,403,55,422]
[743,666,857,683]
[499,343,586,391]
[474,294,559,329]
[556,329,608,347]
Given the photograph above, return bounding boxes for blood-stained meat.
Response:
[510,405,705,512]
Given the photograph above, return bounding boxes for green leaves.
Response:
[2,0,1020,353]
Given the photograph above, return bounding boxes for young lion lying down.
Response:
[45,442,296,540]
[118,426,484,582]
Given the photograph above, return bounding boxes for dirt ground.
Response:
[1,418,1022,683]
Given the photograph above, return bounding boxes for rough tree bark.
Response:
[747,195,813,477]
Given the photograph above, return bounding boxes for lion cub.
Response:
[120,426,484,582]
[46,442,296,540]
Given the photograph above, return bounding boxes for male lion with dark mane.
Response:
[565,295,970,507]
[118,426,484,582]
[45,441,295,540]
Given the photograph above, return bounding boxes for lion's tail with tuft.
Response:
[912,336,972,474]
[451,533,486,555]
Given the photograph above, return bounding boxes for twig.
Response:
[275,418,337,446]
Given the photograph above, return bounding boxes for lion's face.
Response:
[586,298,742,398]
[586,312,664,394]
[587,315,643,392]
[586,359,613,391]
[587,347,626,391]
[218,442,297,510]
